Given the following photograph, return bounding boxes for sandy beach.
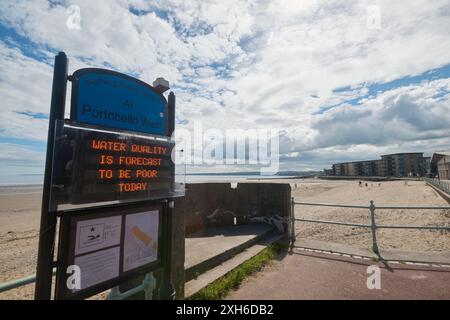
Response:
[291,179,450,252]
[0,185,42,299]
[0,179,449,299]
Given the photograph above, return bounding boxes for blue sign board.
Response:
[70,68,167,135]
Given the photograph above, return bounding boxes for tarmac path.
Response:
[226,249,450,299]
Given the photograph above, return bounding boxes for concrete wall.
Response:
[172,182,291,298]
[175,183,292,236]
[122,182,291,299]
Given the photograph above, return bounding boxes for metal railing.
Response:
[107,273,156,300]
[290,198,450,255]
[0,268,156,300]
[0,268,56,294]
[423,177,450,195]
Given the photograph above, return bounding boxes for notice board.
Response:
[55,202,164,299]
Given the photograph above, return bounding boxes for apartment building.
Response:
[381,153,426,177]
[329,152,427,177]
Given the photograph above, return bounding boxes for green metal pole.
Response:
[0,268,57,294]
[369,200,380,255]
[290,197,296,248]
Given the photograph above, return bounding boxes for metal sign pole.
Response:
[35,52,68,300]
[159,91,176,300]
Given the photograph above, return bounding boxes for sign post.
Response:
[35,52,68,300]
[158,92,176,300]
[35,52,183,300]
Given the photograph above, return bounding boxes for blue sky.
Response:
[0,0,450,183]
[317,64,450,114]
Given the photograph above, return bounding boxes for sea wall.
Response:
[122,182,292,299]
[176,182,292,236]
[172,182,291,298]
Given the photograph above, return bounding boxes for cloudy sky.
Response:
[0,0,450,181]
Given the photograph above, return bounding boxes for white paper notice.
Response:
[123,210,159,272]
[74,246,120,291]
[75,216,122,255]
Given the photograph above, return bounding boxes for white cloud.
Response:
[307,79,450,148]
[0,0,449,173]
[0,143,45,163]
[0,44,53,141]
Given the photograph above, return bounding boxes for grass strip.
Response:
[189,242,287,300]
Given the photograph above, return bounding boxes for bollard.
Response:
[290,197,296,248]
[369,200,380,255]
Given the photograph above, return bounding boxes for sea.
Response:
[0,173,296,187]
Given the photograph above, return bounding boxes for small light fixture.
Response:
[153,77,170,94]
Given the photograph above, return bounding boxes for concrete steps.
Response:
[185,232,284,298]
[185,224,274,282]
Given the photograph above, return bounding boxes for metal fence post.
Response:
[142,272,156,300]
[107,286,121,300]
[290,197,296,248]
[369,200,380,255]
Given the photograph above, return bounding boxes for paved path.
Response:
[226,249,450,299]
